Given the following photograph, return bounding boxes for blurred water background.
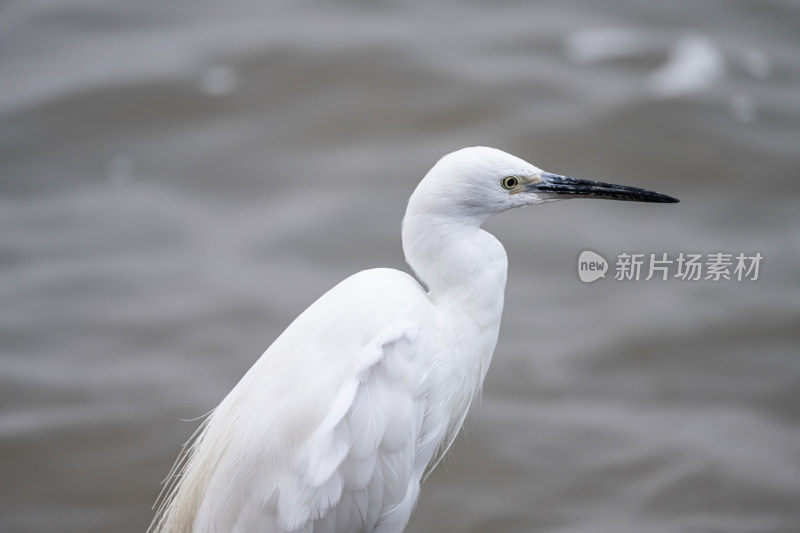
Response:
[1,1,799,532]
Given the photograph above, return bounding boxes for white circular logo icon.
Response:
[577,250,608,283]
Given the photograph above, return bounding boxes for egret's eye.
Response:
[501,175,519,190]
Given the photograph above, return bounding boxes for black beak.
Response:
[533,172,679,203]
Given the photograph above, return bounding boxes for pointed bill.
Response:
[530,172,679,203]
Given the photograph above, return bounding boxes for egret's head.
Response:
[410,146,678,223]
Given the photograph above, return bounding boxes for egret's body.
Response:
[150,147,677,533]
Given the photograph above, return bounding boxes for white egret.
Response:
[150,147,678,533]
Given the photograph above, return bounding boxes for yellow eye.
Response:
[501,175,519,190]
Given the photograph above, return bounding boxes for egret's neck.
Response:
[401,212,508,329]
[402,209,508,462]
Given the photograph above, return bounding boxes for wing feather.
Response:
[150,269,437,533]
[278,322,428,532]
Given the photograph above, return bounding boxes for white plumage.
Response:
[150,147,677,533]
